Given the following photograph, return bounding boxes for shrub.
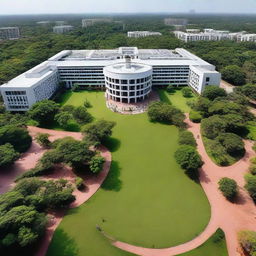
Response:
[217,133,245,156]
[0,143,19,167]
[218,177,238,200]
[245,174,256,202]
[178,130,197,147]
[238,230,256,255]
[166,84,175,93]
[84,99,92,108]
[189,110,202,123]
[249,164,256,175]
[89,156,105,174]
[35,133,51,148]
[73,106,93,124]
[55,111,73,128]
[212,229,225,243]
[181,87,192,98]
[201,115,227,139]
[174,145,203,178]
[193,97,211,116]
[28,100,59,126]
[202,86,227,101]
[75,177,84,190]
[240,84,256,101]
[253,143,256,152]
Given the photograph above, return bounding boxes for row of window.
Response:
[5,91,26,95]
[8,105,29,109]
[105,76,151,85]
[108,88,150,97]
[106,83,150,90]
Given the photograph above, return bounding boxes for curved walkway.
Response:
[111,117,256,256]
[0,127,112,256]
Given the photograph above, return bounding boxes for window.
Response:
[121,80,127,84]
[206,77,210,82]
[130,80,135,84]
[122,86,128,90]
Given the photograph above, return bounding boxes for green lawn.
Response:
[179,229,228,256]
[47,91,210,256]
[158,88,196,113]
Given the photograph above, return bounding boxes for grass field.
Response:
[179,229,228,256]
[47,91,211,256]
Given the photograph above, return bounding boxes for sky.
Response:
[0,0,256,15]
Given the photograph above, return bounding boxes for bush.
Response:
[178,130,197,147]
[239,84,256,101]
[75,177,84,190]
[82,120,116,145]
[202,86,227,101]
[181,87,192,98]
[0,125,32,153]
[189,110,202,123]
[174,145,203,178]
[201,115,227,139]
[217,133,245,156]
[28,100,59,126]
[245,174,256,202]
[193,97,211,116]
[166,84,175,93]
[249,164,256,175]
[238,230,256,255]
[218,177,238,200]
[253,143,256,152]
[84,99,92,108]
[55,111,73,128]
[35,133,51,148]
[89,156,105,174]
[212,229,225,243]
[148,101,185,127]
[0,143,19,167]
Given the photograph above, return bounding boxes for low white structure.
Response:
[104,56,152,103]
[0,27,20,40]
[127,31,162,38]
[174,28,256,43]
[0,47,221,111]
[82,18,112,28]
[53,25,73,34]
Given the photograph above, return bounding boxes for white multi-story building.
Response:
[0,47,221,111]
[175,28,256,43]
[82,18,112,28]
[53,25,73,34]
[127,31,162,38]
[0,27,20,40]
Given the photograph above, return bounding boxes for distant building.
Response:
[82,18,112,28]
[53,25,73,34]
[0,47,221,111]
[55,21,65,25]
[127,31,162,38]
[164,18,188,26]
[37,21,51,25]
[0,27,20,40]
[174,28,256,43]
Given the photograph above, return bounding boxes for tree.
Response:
[221,65,246,85]
[35,133,51,148]
[84,99,92,108]
[208,100,242,116]
[0,125,32,153]
[82,120,116,145]
[60,105,75,113]
[28,100,59,126]
[75,177,84,190]
[193,97,211,116]
[181,87,192,98]
[245,174,256,202]
[89,156,105,173]
[202,86,227,101]
[71,83,80,92]
[238,230,256,256]
[174,145,203,177]
[178,130,197,147]
[239,84,256,101]
[0,143,19,167]
[217,133,245,156]
[166,84,175,93]
[55,111,73,128]
[223,114,246,135]
[218,177,238,200]
[73,106,93,124]
[201,115,227,139]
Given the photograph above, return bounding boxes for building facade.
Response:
[82,18,112,28]
[53,25,73,34]
[0,27,20,40]
[127,31,162,38]
[0,47,221,111]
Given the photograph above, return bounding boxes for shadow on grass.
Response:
[55,91,73,106]
[101,161,122,192]
[47,228,79,256]
[103,137,121,153]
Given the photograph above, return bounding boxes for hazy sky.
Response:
[0,0,255,15]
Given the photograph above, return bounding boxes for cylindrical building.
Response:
[103,57,153,104]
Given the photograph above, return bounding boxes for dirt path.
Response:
[0,127,112,256]
[111,117,256,256]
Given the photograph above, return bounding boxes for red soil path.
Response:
[111,116,256,256]
[0,126,111,256]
